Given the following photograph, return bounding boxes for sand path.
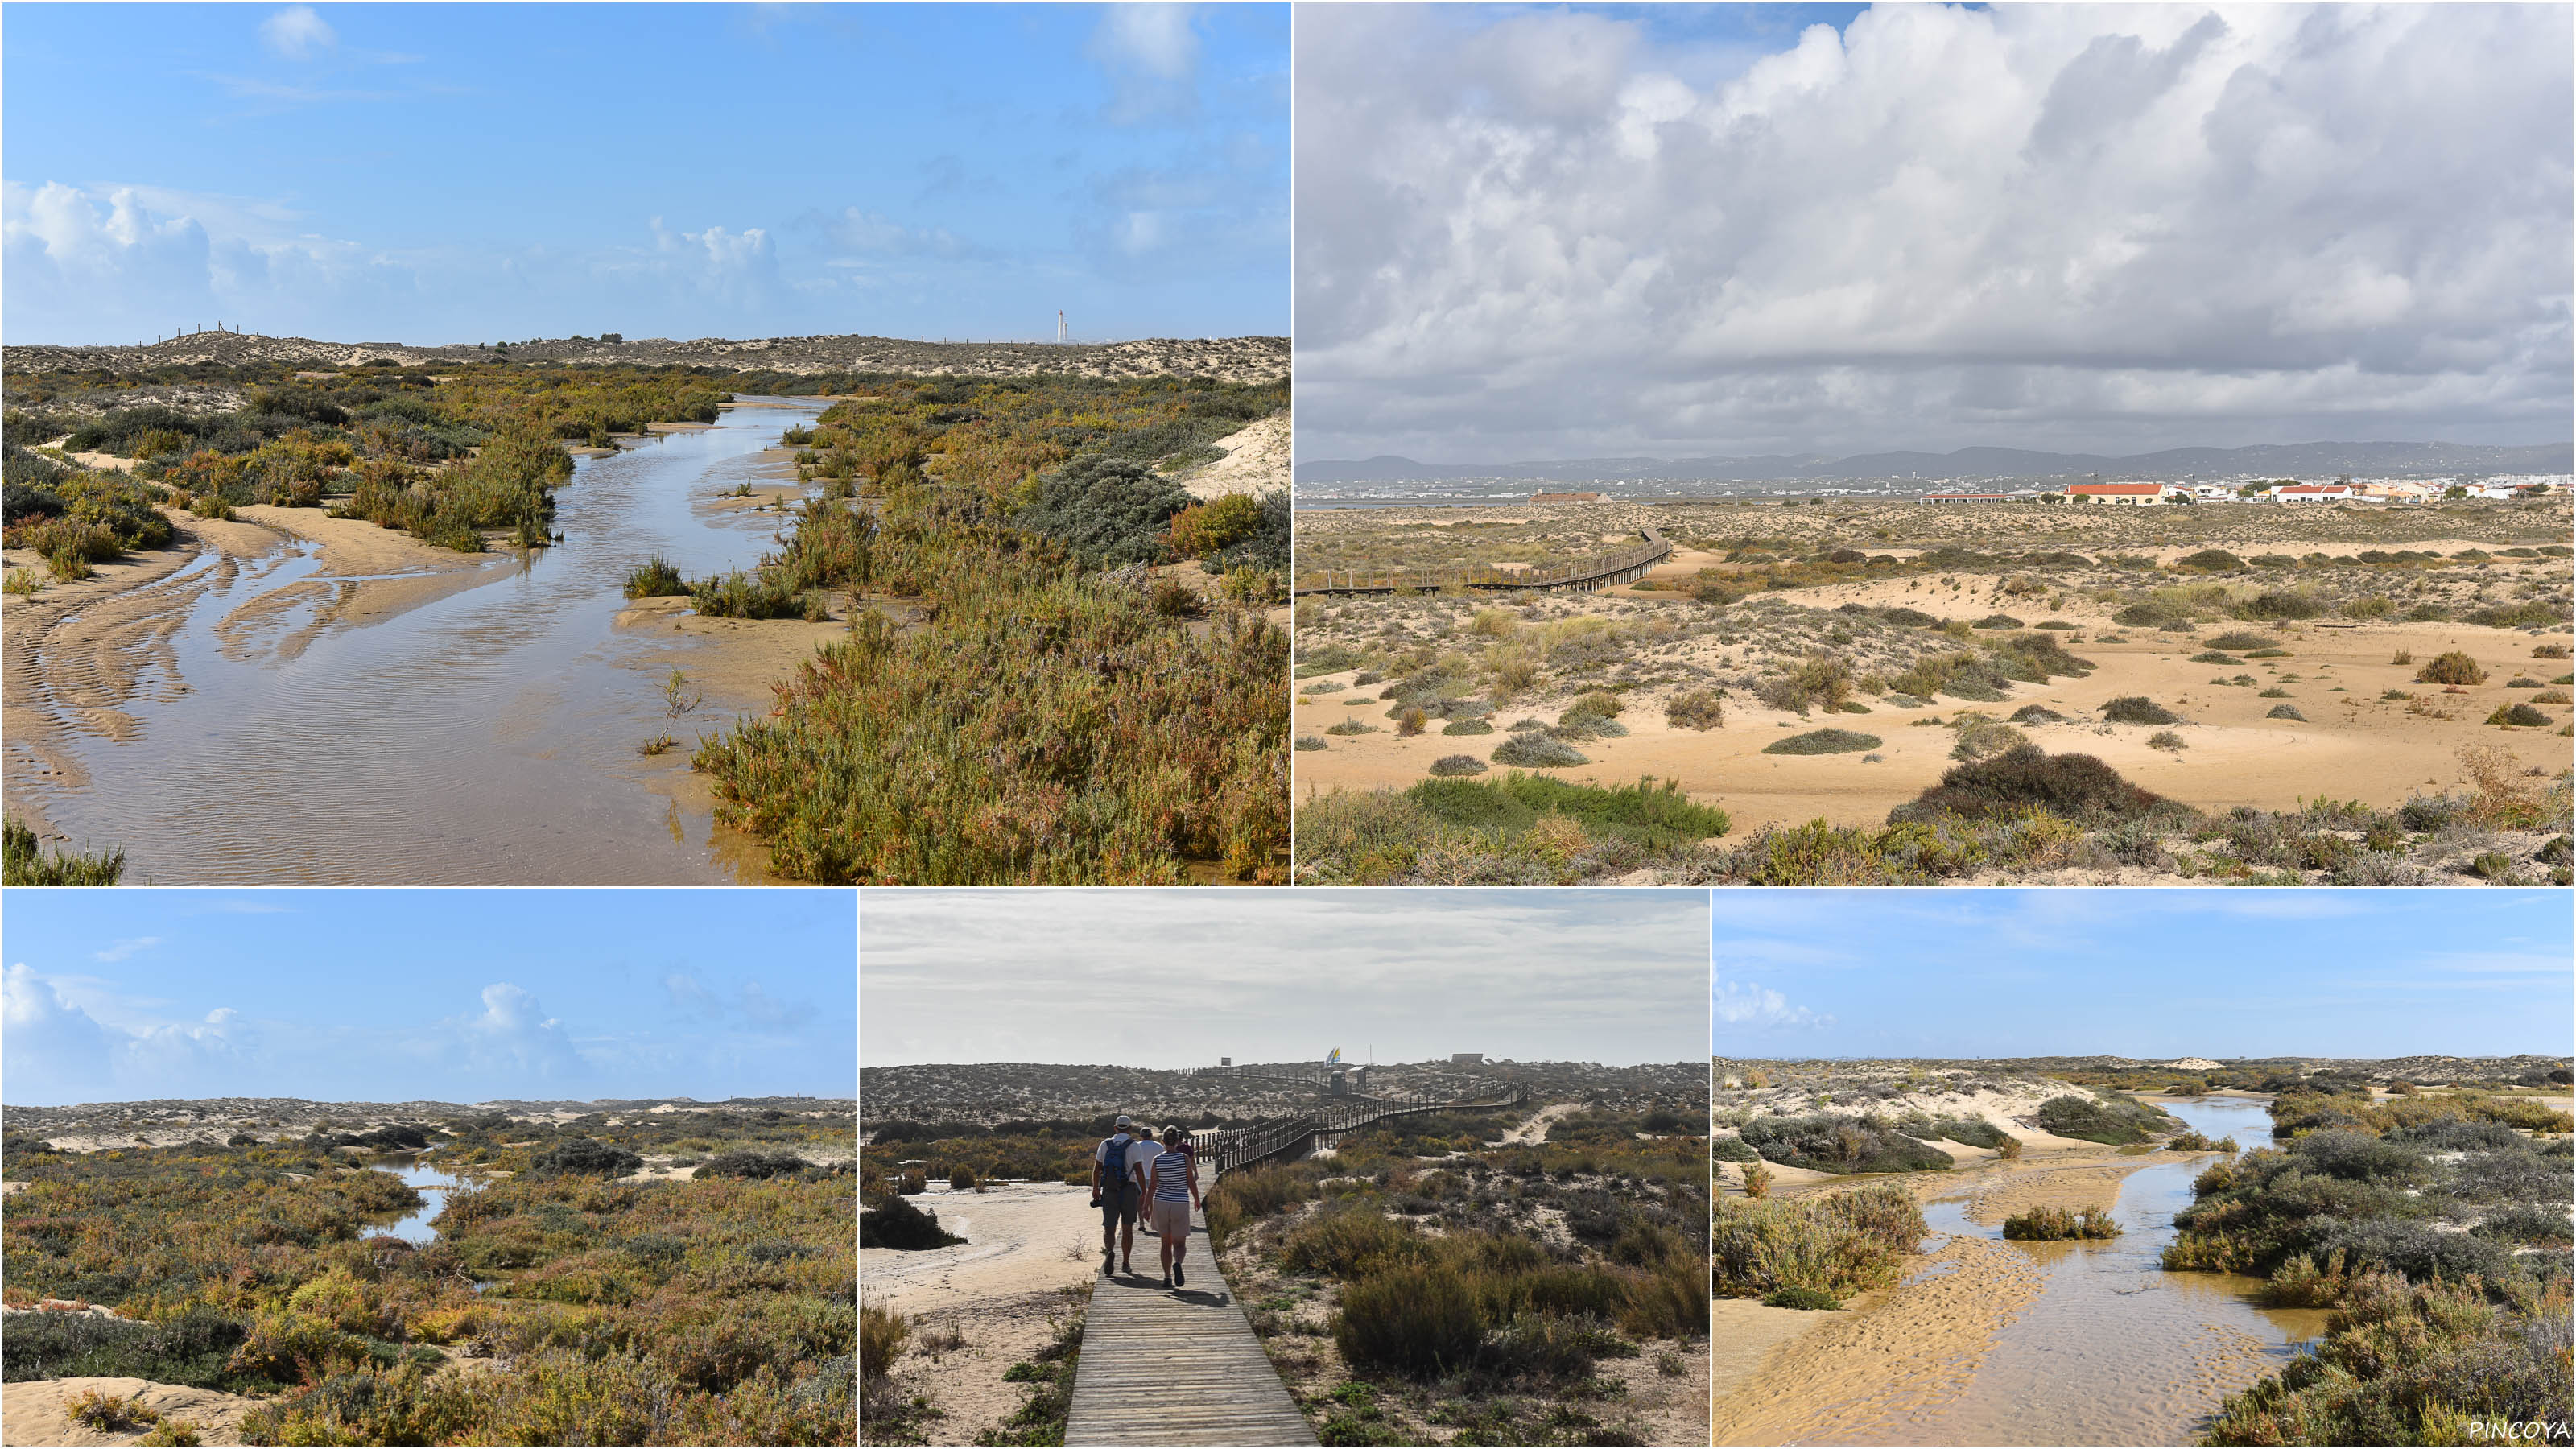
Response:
[1500,1102,1582,1145]
[864,1183,1103,1444]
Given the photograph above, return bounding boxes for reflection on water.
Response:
[365,1154,469,1245]
[21,402,824,884]
[1871,1096,2331,1447]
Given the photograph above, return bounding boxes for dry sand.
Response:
[862,1182,1100,1444]
[1294,606,2570,833]
[1174,413,1290,501]
[1,1376,264,1447]
[1499,1102,1583,1145]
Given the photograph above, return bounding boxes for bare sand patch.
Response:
[2,1376,264,1446]
[1174,413,1289,501]
[1710,1297,1850,1401]
[861,1182,1099,1321]
[1499,1102,1582,1145]
[1295,611,2570,835]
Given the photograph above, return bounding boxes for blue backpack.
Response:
[1097,1133,1134,1195]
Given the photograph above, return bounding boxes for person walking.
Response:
[1146,1125,1203,1290]
[1090,1115,1143,1277]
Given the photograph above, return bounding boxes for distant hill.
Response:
[1297,440,2574,485]
[3,329,1290,385]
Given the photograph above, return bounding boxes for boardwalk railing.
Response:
[1189,1080,1530,1178]
[1291,528,1671,597]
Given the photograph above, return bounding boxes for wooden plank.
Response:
[1066,1203,1317,1446]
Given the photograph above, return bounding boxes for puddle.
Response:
[364,1153,471,1245]
[13,402,826,883]
[1872,1096,2331,1445]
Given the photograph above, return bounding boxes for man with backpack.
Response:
[1090,1114,1154,1277]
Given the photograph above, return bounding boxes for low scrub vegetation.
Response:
[1711,1183,1926,1307]
[1293,775,1728,886]
[2,1112,854,1444]
[2,819,125,886]
[691,374,1287,885]
[2177,1091,2573,1445]
[2000,1205,2122,1241]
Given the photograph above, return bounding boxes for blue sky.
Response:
[3,3,1286,345]
[2,890,857,1106]
[1711,891,2574,1061]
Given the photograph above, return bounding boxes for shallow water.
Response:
[1872,1096,2330,1446]
[365,1154,469,1245]
[19,402,823,884]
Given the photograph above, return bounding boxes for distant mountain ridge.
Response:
[1298,440,2574,485]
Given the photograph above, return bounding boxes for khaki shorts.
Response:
[1149,1199,1190,1240]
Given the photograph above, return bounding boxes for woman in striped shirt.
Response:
[1148,1125,1202,1290]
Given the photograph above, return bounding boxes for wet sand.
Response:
[3,402,836,882]
[1714,1097,2323,1447]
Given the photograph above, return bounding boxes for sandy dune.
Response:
[1296,612,2570,832]
[1174,413,1290,501]
[1,1377,263,1447]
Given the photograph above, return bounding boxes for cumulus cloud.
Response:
[1711,979,1831,1031]
[260,5,336,59]
[808,207,986,262]
[3,964,118,1102]
[447,983,585,1083]
[1296,4,2574,461]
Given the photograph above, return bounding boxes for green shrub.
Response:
[1490,734,1588,768]
[1427,753,1488,777]
[527,1137,642,1178]
[2102,696,2180,724]
[1764,729,1880,756]
[861,1193,963,1250]
[1018,454,1190,568]
[623,555,687,598]
[2415,652,2487,686]
[2266,704,2307,721]
[1892,746,2166,824]
[1711,1183,1925,1299]
[2486,703,2549,727]
[1333,1265,1482,1378]
[2178,550,2245,572]
[1442,717,1496,736]
[2207,631,2277,650]
[1761,1286,1841,1311]
[1738,1113,1952,1174]
[1665,687,1726,730]
[2001,1205,2122,1240]
[2033,1094,2163,1145]
[2,819,126,886]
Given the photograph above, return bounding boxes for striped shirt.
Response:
[1148,1147,1192,1201]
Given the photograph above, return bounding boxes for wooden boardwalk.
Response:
[1065,1206,1316,1446]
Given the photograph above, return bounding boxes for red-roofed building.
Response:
[2063,482,2174,506]
[2275,483,2355,503]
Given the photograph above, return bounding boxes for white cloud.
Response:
[260,6,336,60]
[446,982,586,1082]
[3,964,117,1102]
[1296,4,2574,461]
[1088,5,1203,122]
[93,937,163,964]
[1711,980,1831,1031]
